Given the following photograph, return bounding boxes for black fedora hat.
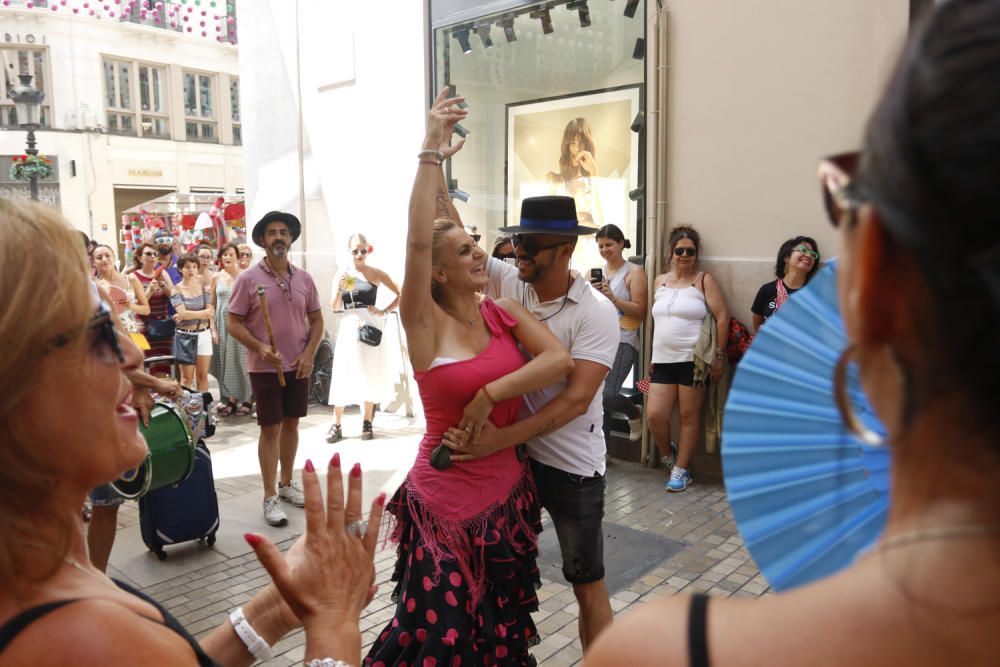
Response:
[498,196,597,236]
[252,211,302,248]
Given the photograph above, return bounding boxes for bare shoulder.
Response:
[1,597,196,666]
[494,296,526,320]
[652,272,669,289]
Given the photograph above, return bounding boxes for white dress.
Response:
[328,272,393,406]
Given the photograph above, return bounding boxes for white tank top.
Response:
[651,276,706,363]
[604,261,640,351]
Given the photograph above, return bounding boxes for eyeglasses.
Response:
[673,247,697,257]
[510,234,570,258]
[495,252,516,261]
[794,244,821,261]
[351,249,368,256]
[239,252,252,258]
[818,151,862,228]
[46,304,124,364]
[141,251,157,257]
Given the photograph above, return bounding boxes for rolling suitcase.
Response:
[138,439,220,561]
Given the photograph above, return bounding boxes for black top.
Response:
[688,592,711,667]
[750,279,800,323]
[342,276,378,308]
[0,579,221,666]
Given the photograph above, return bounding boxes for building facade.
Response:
[1,0,242,257]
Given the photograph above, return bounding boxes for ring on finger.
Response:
[346,519,367,538]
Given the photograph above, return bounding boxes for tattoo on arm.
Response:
[529,419,559,440]
[435,187,451,220]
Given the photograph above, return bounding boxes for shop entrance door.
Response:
[113,186,175,264]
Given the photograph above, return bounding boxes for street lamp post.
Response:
[9,73,45,201]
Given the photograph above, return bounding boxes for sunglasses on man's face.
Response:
[818,151,862,228]
[673,247,697,257]
[510,234,570,258]
[794,245,820,261]
[46,305,125,364]
[351,248,368,256]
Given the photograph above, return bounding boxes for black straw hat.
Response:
[498,196,597,236]
[251,211,302,248]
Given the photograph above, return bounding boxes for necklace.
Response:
[443,301,481,326]
[875,523,1000,553]
[525,274,573,323]
[14,540,118,591]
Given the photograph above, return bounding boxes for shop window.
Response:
[230,77,242,145]
[102,58,171,138]
[0,47,53,129]
[432,0,645,273]
[184,71,218,143]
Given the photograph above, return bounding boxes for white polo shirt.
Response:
[486,257,619,477]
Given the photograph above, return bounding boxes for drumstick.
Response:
[256,285,286,387]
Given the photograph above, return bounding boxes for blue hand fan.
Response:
[722,263,890,591]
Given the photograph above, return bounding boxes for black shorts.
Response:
[530,458,606,585]
[249,372,309,427]
[651,361,696,387]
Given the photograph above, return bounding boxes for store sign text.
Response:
[4,33,47,45]
[128,168,163,177]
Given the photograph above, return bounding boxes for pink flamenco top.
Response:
[398,298,537,604]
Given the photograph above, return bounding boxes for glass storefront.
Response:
[432,0,646,271]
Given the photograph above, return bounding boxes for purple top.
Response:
[228,260,321,373]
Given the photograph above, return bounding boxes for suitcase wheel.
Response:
[207,532,217,546]
[151,547,167,561]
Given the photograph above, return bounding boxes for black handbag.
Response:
[172,330,199,365]
[145,317,176,341]
[358,323,382,347]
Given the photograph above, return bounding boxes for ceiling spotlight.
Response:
[630,111,645,133]
[452,27,473,55]
[497,14,516,42]
[530,6,554,35]
[628,187,644,202]
[567,0,591,28]
[624,0,640,19]
[452,123,470,139]
[632,37,645,60]
[448,181,470,203]
[474,23,493,49]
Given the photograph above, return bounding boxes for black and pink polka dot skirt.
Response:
[364,475,543,666]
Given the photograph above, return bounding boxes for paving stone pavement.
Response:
[102,405,770,666]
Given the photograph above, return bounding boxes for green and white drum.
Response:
[111,402,195,499]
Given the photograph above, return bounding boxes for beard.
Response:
[268,242,288,258]
[156,244,173,256]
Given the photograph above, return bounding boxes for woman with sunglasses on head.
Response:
[133,241,176,376]
[170,254,215,392]
[0,198,385,667]
[363,89,573,667]
[326,233,401,442]
[647,226,729,493]
[587,3,1000,665]
[209,242,252,417]
[750,236,821,332]
[92,244,152,352]
[593,224,648,442]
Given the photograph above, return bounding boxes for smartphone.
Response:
[590,268,603,284]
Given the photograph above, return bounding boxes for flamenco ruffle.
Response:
[364,471,542,667]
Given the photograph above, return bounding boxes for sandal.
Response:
[236,402,253,416]
[216,402,235,417]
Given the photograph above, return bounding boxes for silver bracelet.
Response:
[305,660,353,667]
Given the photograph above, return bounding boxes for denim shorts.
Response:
[530,458,606,585]
[88,483,125,507]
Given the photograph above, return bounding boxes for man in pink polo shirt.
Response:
[228,211,324,526]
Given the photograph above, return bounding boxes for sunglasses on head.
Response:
[510,234,570,258]
[46,303,124,364]
[673,247,697,257]
[794,244,820,261]
[351,248,368,256]
[154,236,174,245]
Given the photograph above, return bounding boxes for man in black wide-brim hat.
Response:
[445,194,620,648]
[227,211,324,527]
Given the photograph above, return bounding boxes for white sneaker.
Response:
[263,495,288,526]
[628,416,643,442]
[278,481,305,507]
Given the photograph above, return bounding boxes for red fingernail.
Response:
[331,452,341,468]
[376,492,387,506]
[305,459,315,473]
[350,462,361,478]
[244,533,262,547]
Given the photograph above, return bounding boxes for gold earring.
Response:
[833,344,884,446]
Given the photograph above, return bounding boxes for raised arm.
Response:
[128,274,151,316]
[398,88,467,356]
